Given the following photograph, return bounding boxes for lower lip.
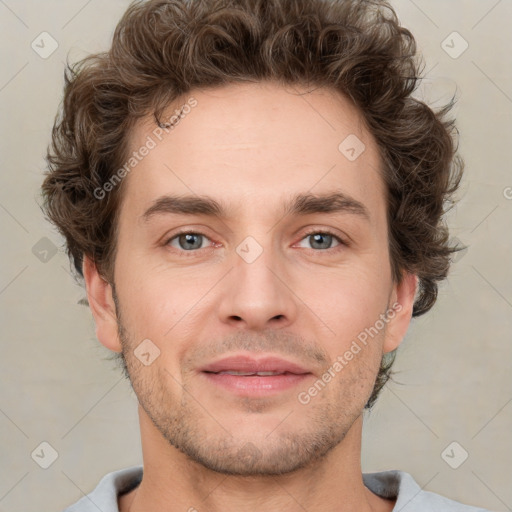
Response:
[201,372,311,397]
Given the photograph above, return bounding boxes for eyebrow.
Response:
[141,191,370,223]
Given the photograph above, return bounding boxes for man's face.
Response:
[109,81,408,475]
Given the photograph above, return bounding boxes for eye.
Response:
[163,229,347,256]
[296,230,345,251]
[165,231,213,252]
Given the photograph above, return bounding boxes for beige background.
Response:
[0,1,511,511]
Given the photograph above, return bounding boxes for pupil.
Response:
[312,233,330,249]
[181,234,201,250]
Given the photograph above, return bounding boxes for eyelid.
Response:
[295,227,348,249]
[163,229,216,249]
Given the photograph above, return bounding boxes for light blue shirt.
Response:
[62,465,495,511]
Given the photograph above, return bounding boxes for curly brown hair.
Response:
[41,0,463,409]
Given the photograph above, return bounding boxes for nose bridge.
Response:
[217,232,296,329]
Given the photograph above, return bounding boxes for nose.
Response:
[217,240,298,331]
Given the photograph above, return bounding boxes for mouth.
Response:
[211,370,295,376]
[199,355,313,397]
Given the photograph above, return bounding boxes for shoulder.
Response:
[61,465,143,512]
[363,469,496,511]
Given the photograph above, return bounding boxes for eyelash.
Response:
[163,228,347,257]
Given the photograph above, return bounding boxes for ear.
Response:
[382,272,418,354]
[82,255,122,353]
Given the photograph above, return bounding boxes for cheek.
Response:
[113,256,169,341]
[115,264,214,371]
[298,263,391,354]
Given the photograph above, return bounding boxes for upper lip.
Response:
[200,355,311,374]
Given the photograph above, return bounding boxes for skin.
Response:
[83,81,417,512]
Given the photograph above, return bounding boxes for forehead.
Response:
[121,81,385,222]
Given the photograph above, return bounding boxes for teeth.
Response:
[218,371,255,376]
[217,371,285,376]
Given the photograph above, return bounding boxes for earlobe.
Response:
[82,255,122,353]
[382,272,418,354]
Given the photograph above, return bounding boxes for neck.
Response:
[120,407,394,512]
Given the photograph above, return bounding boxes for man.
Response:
[41,0,492,510]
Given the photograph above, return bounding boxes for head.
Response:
[42,0,462,475]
